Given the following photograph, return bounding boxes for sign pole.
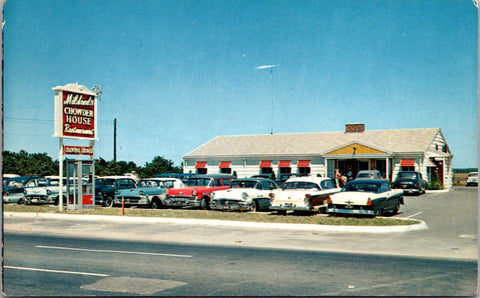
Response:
[59,138,64,212]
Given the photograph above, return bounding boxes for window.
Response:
[401,166,415,171]
[220,168,232,174]
[222,178,231,186]
[298,167,311,175]
[279,167,291,175]
[197,168,207,174]
[320,179,336,190]
[261,167,273,175]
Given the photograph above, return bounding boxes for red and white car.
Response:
[162,174,235,209]
[270,176,341,214]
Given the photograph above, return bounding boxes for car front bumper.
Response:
[114,196,149,205]
[164,196,192,207]
[24,195,55,204]
[210,199,252,211]
[270,203,321,212]
[326,206,374,215]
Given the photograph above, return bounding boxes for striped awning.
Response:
[218,161,231,168]
[297,160,310,167]
[400,159,415,167]
[278,160,291,167]
[259,160,272,168]
[195,161,207,168]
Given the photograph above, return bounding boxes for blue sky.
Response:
[3,0,478,168]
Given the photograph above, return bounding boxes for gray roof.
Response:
[184,128,442,158]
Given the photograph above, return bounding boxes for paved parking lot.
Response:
[4,186,478,260]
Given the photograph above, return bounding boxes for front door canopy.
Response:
[324,142,389,157]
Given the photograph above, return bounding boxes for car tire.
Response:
[250,200,258,212]
[277,210,287,216]
[375,208,383,217]
[151,198,162,209]
[201,198,210,210]
[17,198,26,205]
[393,202,400,215]
[103,197,113,208]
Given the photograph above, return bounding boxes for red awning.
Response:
[218,161,231,168]
[297,160,310,167]
[259,160,272,168]
[278,160,291,167]
[195,161,207,168]
[400,159,415,167]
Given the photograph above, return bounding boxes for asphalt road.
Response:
[3,233,477,296]
[3,186,478,296]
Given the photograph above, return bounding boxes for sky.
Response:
[3,0,478,169]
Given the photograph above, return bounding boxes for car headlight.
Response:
[139,191,145,195]
[192,190,197,196]
[115,190,120,195]
[210,192,215,199]
[46,190,51,195]
[165,190,169,195]
[242,192,249,200]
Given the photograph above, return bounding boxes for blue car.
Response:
[114,178,184,209]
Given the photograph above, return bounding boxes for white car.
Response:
[327,179,404,217]
[270,176,341,214]
[21,176,86,205]
[209,178,278,212]
[466,172,478,186]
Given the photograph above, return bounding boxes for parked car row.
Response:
[5,170,438,218]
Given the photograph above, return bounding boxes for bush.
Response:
[427,169,444,190]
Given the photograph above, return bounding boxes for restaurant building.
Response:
[183,124,453,189]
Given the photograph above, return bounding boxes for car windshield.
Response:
[137,180,162,188]
[185,178,213,187]
[342,182,380,193]
[231,180,257,188]
[468,173,478,177]
[284,181,320,190]
[6,177,34,187]
[397,172,418,179]
[356,173,373,178]
[95,179,116,186]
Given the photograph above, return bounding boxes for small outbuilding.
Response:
[183,124,453,189]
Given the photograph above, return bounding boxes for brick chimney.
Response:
[345,123,365,133]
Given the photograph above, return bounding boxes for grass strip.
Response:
[3,204,419,226]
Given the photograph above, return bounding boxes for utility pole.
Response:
[113,118,117,161]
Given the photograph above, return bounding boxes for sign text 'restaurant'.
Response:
[62,92,95,138]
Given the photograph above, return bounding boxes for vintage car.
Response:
[466,172,478,186]
[163,174,235,209]
[95,176,137,207]
[209,178,278,212]
[154,173,196,183]
[114,177,184,208]
[275,173,309,188]
[327,179,404,217]
[391,171,427,195]
[355,169,383,180]
[3,175,41,203]
[21,176,86,205]
[270,177,341,214]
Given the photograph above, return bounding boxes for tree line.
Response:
[2,150,182,178]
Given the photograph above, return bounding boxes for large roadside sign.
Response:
[52,83,98,140]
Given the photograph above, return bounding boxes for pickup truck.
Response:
[162,174,235,209]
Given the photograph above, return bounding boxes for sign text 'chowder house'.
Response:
[53,84,98,140]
